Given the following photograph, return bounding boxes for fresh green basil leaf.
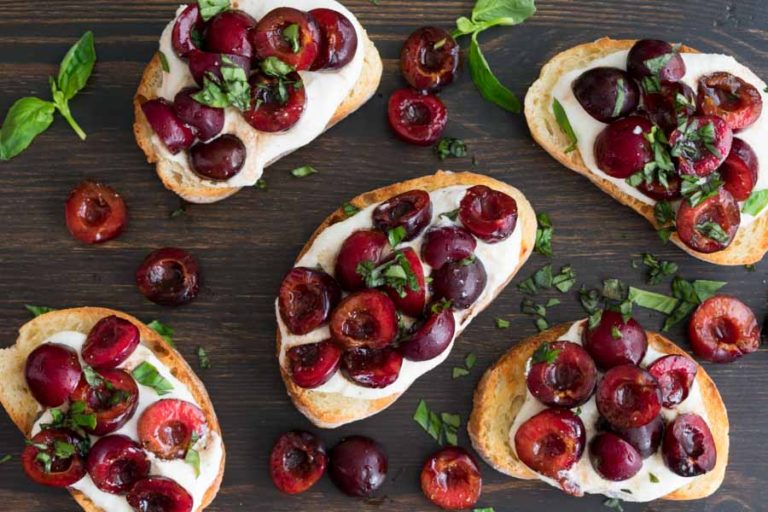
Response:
[158,51,170,73]
[628,287,679,314]
[452,367,470,378]
[0,98,55,161]
[261,56,295,77]
[534,212,553,256]
[342,202,359,217]
[57,31,96,102]
[692,280,726,303]
[742,189,768,216]
[0,454,11,465]
[468,34,521,113]
[198,0,229,21]
[471,0,536,26]
[196,346,211,369]
[454,16,480,37]
[552,98,578,153]
[148,320,174,347]
[495,317,510,329]
[662,301,696,331]
[25,305,56,317]
[435,137,468,160]
[132,362,174,395]
[185,447,201,477]
[290,165,318,178]
[282,24,300,53]
[465,352,477,369]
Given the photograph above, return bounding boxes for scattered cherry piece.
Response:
[65,180,127,244]
[627,39,685,83]
[676,187,740,254]
[70,368,140,436]
[330,290,398,349]
[287,340,342,389]
[204,9,257,58]
[421,226,477,269]
[596,364,662,429]
[400,27,459,92]
[190,134,247,181]
[399,303,455,361]
[334,229,391,291]
[86,435,150,495]
[688,295,760,363]
[137,399,208,459]
[278,267,342,335]
[173,87,225,142]
[388,88,447,146]
[21,428,86,488]
[250,7,320,70]
[594,116,653,178]
[721,138,758,201]
[270,431,327,495]
[309,8,358,70]
[698,72,763,131]
[171,3,203,57]
[589,432,642,481]
[526,341,597,408]
[662,413,717,477]
[572,67,639,123]
[82,315,140,369]
[459,185,518,243]
[648,355,698,407]
[25,343,82,407]
[670,115,732,177]
[136,247,200,306]
[127,476,193,512]
[431,256,487,310]
[582,311,648,370]
[420,447,482,510]
[329,436,388,497]
[372,189,432,242]
[342,347,403,388]
[141,98,195,154]
[244,72,307,133]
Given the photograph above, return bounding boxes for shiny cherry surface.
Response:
[609,415,664,459]
[582,311,648,370]
[127,476,193,512]
[420,447,482,510]
[70,368,139,436]
[596,364,662,429]
[21,428,86,488]
[431,255,487,310]
[82,315,140,369]
[637,173,682,201]
[589,432,642,481]
[171,3,203,57]
[173,87,224,142]
[65,180,127,244]
[136,247,200,306]
[642,81,696,135]
[381,248,426,317]
[138,399,208,460]
[279,267,342,335]
[187,50,251,86]
[250,7,320,70]
[689,295,760,363]
[594,116,653,178]
[388,88,447,146]
[627,39,685,83]
[459,185,518,243]
[141,98,195,154]
[270,431,327,495]
[244,72,306,133]
[421,226,477,269]
[372,189,432,242]
[342,346,403,388]
[400,27,459,91]
[287,340,341,389]
[329,436,388,497]
[526,341,597,408]
[648,355,698,407]
[514,409,585,485]
[190,134,247,181]
[330,290,398,349]
[676,188,740,254]
[698,72,763,131]
[662,413,717,477]
[721,138,758,201]
[334,229,390,291]
[86,435,150,495]
[204,10,257,58]
[25,343,82,407]
[572,67,639,123]
[399,304,455,361]
[309,8,358,70]
[670,115,732,176]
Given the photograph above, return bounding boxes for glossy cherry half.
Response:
[137,399,208,460]
[86,434,150,495]
[330,290,398,350]
[689,295,760,363]
[420,447,482,510]
[582,311,648,370]
[329,436,388,497]
[279,267,342,335]
[82,315,140,370]
[698,72,763,131]
[526,341,597,408]
[287,340,341,389]
[459,185,518,243]
[204,10,257,59]
[65,181,127,244]
[399,304,456,361]
[648,355,698,407]
[388,88,447,146]
[589,432,642,481]
[721,138,758,201]
[70,368,140,436]
[270,431,327,495]
[190,134,247,181]
[250,8,320,70]
[244,72,306,133]
[400,27,459,91]
[342,347,403,388]
[21,428,86,488]
[572,67,639,123]
[309,8,358,70]
[171,3,203,58]
[25,343,82,407]
[127,476,193,512]
[662,413,717,477]
[421,226,477,269]
[136,247,200,306]
[596,365,662,429]
[676,188,740,254]
[334,229,390,291]
[372,189,432,242]
[141,98,195,154]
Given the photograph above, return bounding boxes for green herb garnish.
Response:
[641,253,678,285]
[198,0,230,21]
[192,57,251,111]
[158,51,170,73]
[196,347,211,369]
[387,226,407,247]
[742,189,768,216]
[681,173,723,207]
[435,137,468,160]
[495,318,510,329]
[148,320,174,347]
[552,98,578,152]
[25,305,56,317]
[531,343,560,364]
[534,212,553,256]
[413,400,461,445]
[132,362,174,395]
[282,24,300,53]
[440,208,460,221]
[342,202,359,217]
[290,165,318,178]
[356,251,420,297]
[696,221,730,244]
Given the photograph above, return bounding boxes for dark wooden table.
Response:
[1,1,766,510]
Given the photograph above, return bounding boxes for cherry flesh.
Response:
[173,87,224,142]
[82,315,140,370]
[420,447,482,510]
[589,432,642,481]
[334,229,390,291]
[171,3,203,58]
[136,247,200,306]
[382,248,426,317]
[204,10,257,58]
[421,226,477,269]
[388,88,447,146]
[330,290,398,349]
[609,415,664,459]
[329,436,388,497]
[627,39,685,83]
[459,185,518,243]
[594,116,653,179]
[721,138,758,201]
[582,311,648,370]
[662,413,717,477]
[141,99,195,154]
[270,431,327,495]
[187,50,251,87]
[670,115,732,176]
[698,72,763,131]
[399,305,456,361]
[688,295,760,363]
[287,340,341,389]
[596,364,662,429]
[190,134,247,181]
[342,347,403,388]
[400,27,459,91]
[70,368,140,436]
[648,355,698,407]
[86,434,150,495]
[244,71,306,132]
[676,187,740,254]
[514,409,585,484]
[372,189,432,242]
[642,81,697,136]
[526,341,597,408]
[309,8,358,70]
[25,343,82,407]
[572,67,639,123]
[137,399,207,460]
[21,428,85,488]
[127,476,193,512]
[278,267,342,335]
[65,180,127,244]
[431,256,487,310]
[251,8,320,70]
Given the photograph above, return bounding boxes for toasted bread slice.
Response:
[277,171,538,428]
[0,307,225,512]
[468,322,729,501]
[525,37,768,265]
[133,31,382,204]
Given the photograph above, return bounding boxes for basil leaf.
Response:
[261,56,295,77]
[0,454,11,465]
[465,352,477,369]
[387,226,407,247]
[452,367,470,378]
[468,33,521,113]
[696,221,729,244]
[158,51,170,73]
[25,305,56,317]
[57,31,96,102]
[197,346,211,369]
[742,189,768,216]
[0,98,55,161]
[185,447,201,477]
[290,165,318,178]
[132,362,174,395]
[662,301,696,331]
[282,24,300,53]
[342,202,359,217]
[628,287,679,314]
[534,212,553,256]
[495,318,510,329]
[553,265,576,292]
[649,472,659,483]
[531,343,560,364]
[198,0,229,21]
[471,0,536,26]
[692,280,726,302]
[435,137,468,160]
[413,399,430,430]
[148,320,174,347]
[454,16,480,37]
[552,98,578,153]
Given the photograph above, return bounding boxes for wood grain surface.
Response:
[0,1,766,511]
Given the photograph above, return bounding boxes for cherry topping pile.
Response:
[65,180,127,244]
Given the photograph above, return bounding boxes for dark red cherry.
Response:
[670,116,732,176]
[388,88,447,146]
[641,81,697,135]
[594,116,653,178]
[459,185,518,243]
[279,267,342,335]
[70,368,140,436]
[421,226,477,269]
[287,340,341,389]
[610,415,664,459]
[662,413,717,477]
[382,248,426,317]
[676,187,740,254]
[329,436,388,497]
[243,71,306,133]
[334,230,390,291]
[138,399,207,460]
[637,173,681,201]
[420,447,482,510]
[82,315,140,369]
[136,247,200,306]
[342,347,403,388]
[526,341,597,408]
[21,428,86,488]
[431,256,487,310]
[582,311,648,370]
[25,343,82,407]
[698,72,763,131]
[399,304,455,361]
[400,27,459,92]
[86,435,150,495]
[596,365,662,429]
[572,67,639,123]
[141,99,195,154]
[204,10,257,58]
[330,290,398,349]
[627,39,685,83]
[171,3,203,57]
[721,138,758,201]
[648,355,698,407]
[372,189,432,242]
[689,295,760,363]
[127,477,193,512]
[250,7,320,71]
[190,134,246,181]
[589,432,642,481]
[270,431,327,495]
[187,50,251,87]
[309,8,358,70]
[65,180,127,244]
[173,87,224,142]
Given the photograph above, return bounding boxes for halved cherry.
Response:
[25,343,82,407]
[399,303,456,361]
[329,436,388,497]
[287,340,342,389]
[421,226,477,269]
[187,50,251,86]
[689,295,760,363]
[637,174,682,201]
[250,8,320,70]
[431,256,487,310]
[662,413,717,477]
[420,447,482,510]
[676,187,740,254]
[382,248,426,317]
[589,432,642,481]
[190,134,247,181]
[514,409,585,486]
[670,115,732,176]
[141,99,195,154]
[65,180,127,244]
[594,116,653,178]
[372,189,432,242]
[400,27,459,92]
[648,355,698,407]
[641,81,697,136]
[609,415,664,459]
[82,315,140,369]
[70,368,139,436]
[459,185,518,243]
[138,399,208,460]
[279,267,342,335]
[127,476,193,512]
[572,67,639,123]
[171,3,202,58]
[204,9,257,58]
[330,290,398,349]
[627,39,685,83]
[526,341,597,408]
[136,247,200,306]
[309,8,358,70]
[388,88,447,146]
[86,435,150,495]
[596,365,662,429]
[21,428,86,487]
[721,138,758,201]
[243,71,306,133]
[334,229,391,291]
[698,72,763,131]
[270,431,327,495]
[342,347,403,388]
[173,87,225,142]
[582,310,648,370]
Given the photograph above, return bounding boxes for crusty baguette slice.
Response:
[525,37,768,266]
[277,171,538,428]
[468,322,729,501]
[0,307,225,512]
[133,31,382,204]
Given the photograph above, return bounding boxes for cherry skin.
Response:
[171,3,203,57]
[141,98,195,154]
[594,116,653,179]
[648,355,698,407]
[204,10,257,58]
[381,248,426,317]
[641,81,697,136]
[334,229,391,291]
[65,181,127,244]
[459,185,518,243]
[670,115,732,177]
[309,8,358,70]
[526,341,597,408]
[329,436,388,497]
[721,138,758,201]
[127,476,193,512]
[136,247,200,306]
[589,432,642,481]
[21,428,86,487]
[250,8,320,71]
[400,27,459,92]
[25,343,82,407]
[420,447,482,510]
[173,87,224,142]
[187,50,251,87]
[627,39,685,83]
[609,415,665,459]
[662,413,717,477]
[572,67,639,123]
[596,364,662,429]
[137,399,208,459]
[637,174,682,201]
[278,267,342,335]
[676,187,740,254]
[330,290,398,350]
[86,435,150,495]
[270,431,327,495]
[342,347,403,388]
[372,189,432,242]
[399,304,456,361]
[70,368,140,436]
[388,88,447,146]
[287,340,342,389]
[82,315,140,369]
[688,295,760,363]
[582,311,648,370]
[421,226,477,269]
[190,134,247,181]
[244,72,306,133]
[431,256,487,310]
[698,72,763,131]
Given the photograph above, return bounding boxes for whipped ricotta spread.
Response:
[552,50,768,227]
[154,0,366,188]
[31,331,223,512]
[509,320,710,502]
[276,184,524,400]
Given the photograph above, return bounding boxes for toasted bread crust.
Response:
[468,322,729,501]
[277,171,538,428]
[133,33,382,204]
[525,37,768,266]
[0,307,225,512]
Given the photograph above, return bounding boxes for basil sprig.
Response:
[0,32,95,160]
[192,57,251,111]
[742,189,768,216]
[132,362,174,395]
[552,98,577,153]
[198,0,230,21]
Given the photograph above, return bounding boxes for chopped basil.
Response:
[522,297,558,332]
[531,343,560,364]
[495,318,510,329]
[185,432,201,477]
[653,200,676,242]
[612,78,626,118]
[25,305,55,317]
[53,440,76,459]
[534,212,553,256]
[170,207,185,218]
[546,298,561,307]
[553,265,576,292]
[413,400,461,446]
[356,251,420,297]
[387,226,407,247]
[745,263,756,272]
[0,454,10,465]
[472,509,495,512]
[198,0,229,21]
[626,126,675,191]
[671,118,721,160]
[644,53,675,75]
[588,309,603,329]
[431,298,453,314]
[132,362,174,395]
[158,51,170,73]
[282,24,300,53]
[602,278,628,302]
[452,352,475,378]
[148,320,174,347]
[82,364,111,389]
[260,56,295,77]
[611,325,623,339]
[452,367,470,378]
[435,137,468,160]
[628,287,678,315]
[641,253,678,285]
[696,221,730,244]
[342,202,359,217]
[458,254,477,266]
[192,58,251,111]
[742,189,768,216]
[649,472,660,483]
[578,287,601,314]
[630,277,726,331]
[603,498,624,512]
[681,173,723,207]
[256,178,267,190]
[465,352,476,369]
[290,165,318,178]
[196,347,211,369]
[552,98,578,152]
[690,279,727,302]
[440,208,460,221]
[42,401,97,436]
